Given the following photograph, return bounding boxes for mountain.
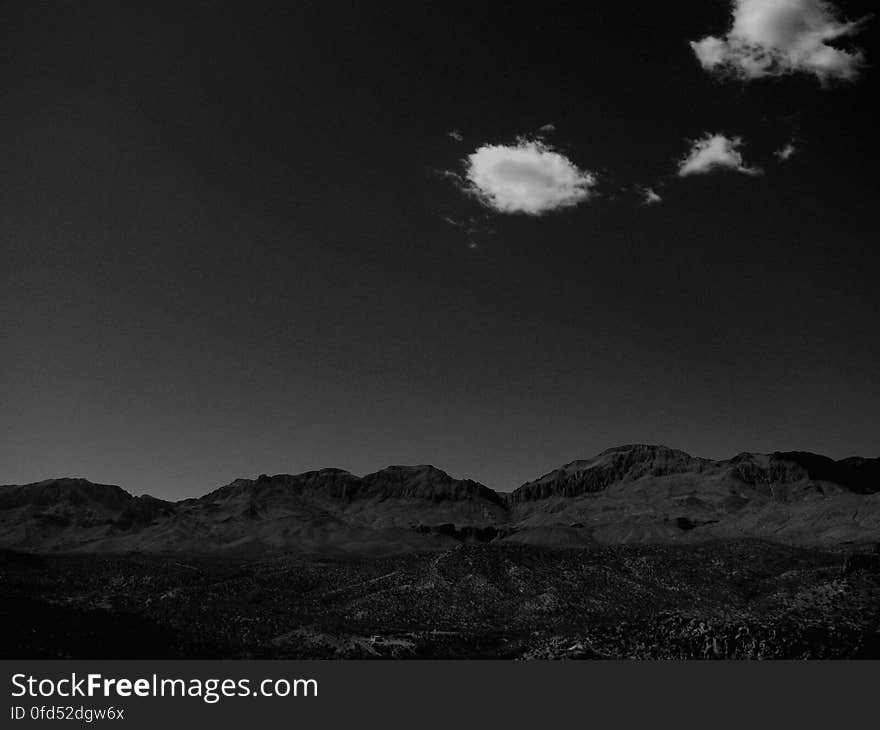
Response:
[1,446,878,554]
[0,478,174,552]
[508,446,880,545]
[0,466,507,555]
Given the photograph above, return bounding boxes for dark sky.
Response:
[2,1,878,499]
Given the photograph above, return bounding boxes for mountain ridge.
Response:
[2,445,879,554]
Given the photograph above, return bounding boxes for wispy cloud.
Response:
[690,0,868,83]
[447,130,464,142]
[461,139,597,215]
[678,133,763,177]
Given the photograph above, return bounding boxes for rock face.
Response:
[1,446,879,554]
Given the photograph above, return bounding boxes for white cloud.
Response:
[775,142,797,160]
[678,133,763,177]
[690,0,867,83]
[640,187,663,205]
[447,130,463,141]
[463,139,597,215]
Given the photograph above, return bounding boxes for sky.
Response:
[1,1,878,499]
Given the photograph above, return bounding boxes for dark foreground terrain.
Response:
[3,540,880,659]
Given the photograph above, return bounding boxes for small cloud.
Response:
[462,139,597,215]
[538,123,556,133]
[447,130,464,142]
[678,133,763,177]
[639,187,663,205]
[690,0,868,83]
[775,142,797,161]
[466,241,479,250]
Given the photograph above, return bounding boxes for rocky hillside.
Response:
[1,446,878,554]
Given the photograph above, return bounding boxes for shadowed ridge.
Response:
[764,452,879,494]
[717,451,880,494]
[836,456,880,494]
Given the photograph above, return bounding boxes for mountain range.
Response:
[2,445,879,555]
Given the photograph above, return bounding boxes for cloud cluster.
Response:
[678,133,763,177]
[441,4,869,218]
[463,139,597,215]
[690,0,867,82]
